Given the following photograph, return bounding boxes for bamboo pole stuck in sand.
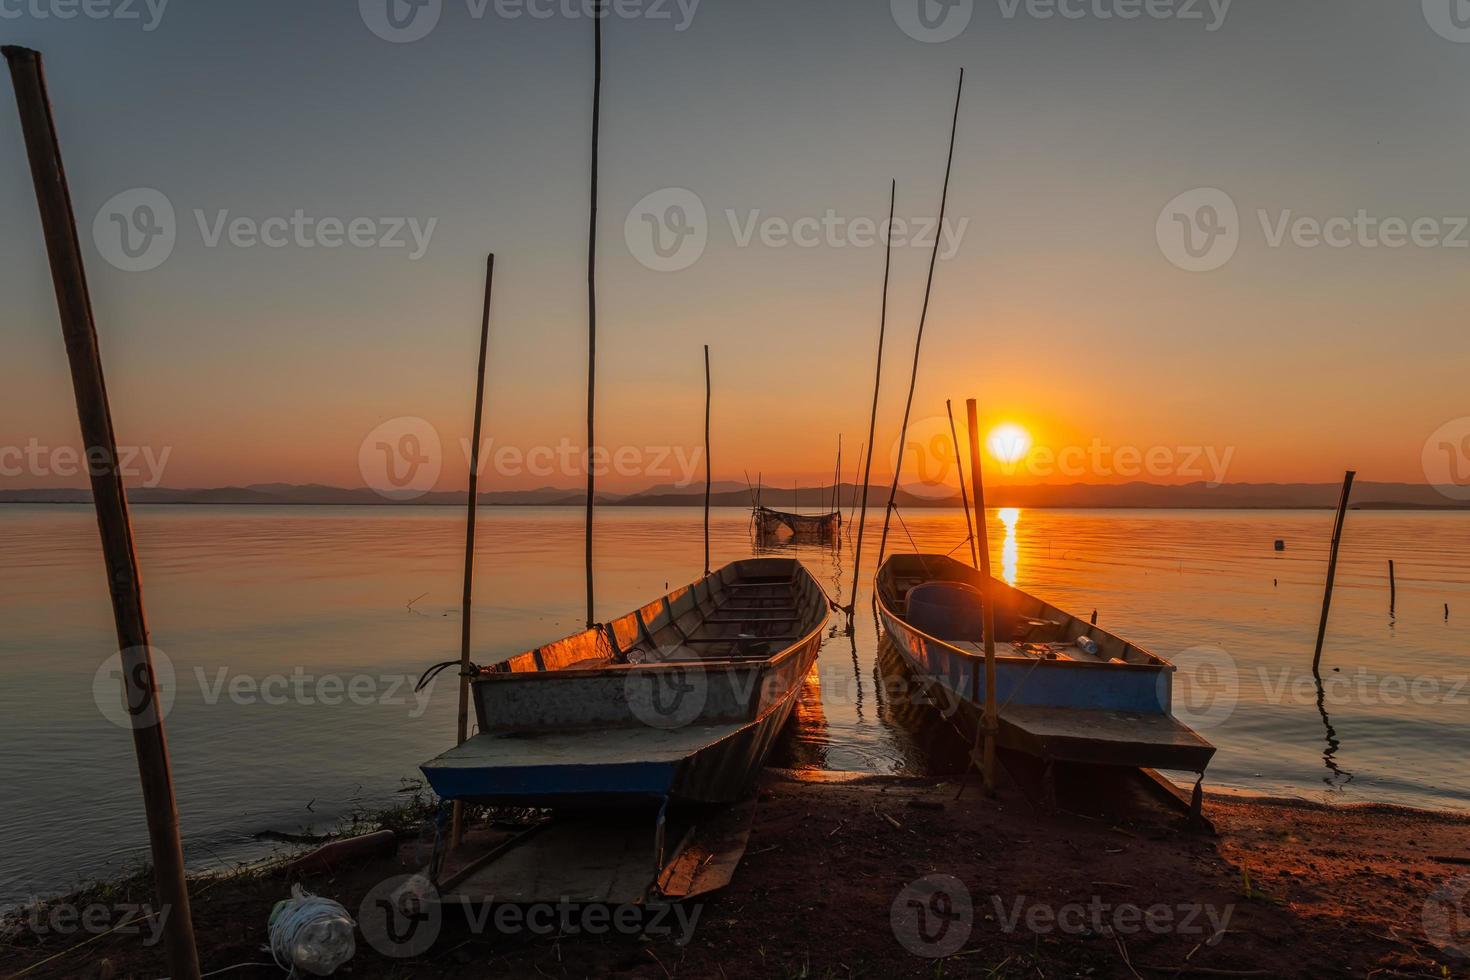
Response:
[947,398,979,569]
[583,1,603,629]
[703,344,712,577]
[964,399,999,796]
[846,179,898,627]
[451,253,495,849]
[876,68,965,572]
[1312,470,1356,676]
[3,44,201,980]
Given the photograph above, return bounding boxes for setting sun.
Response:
[986,423,1032,466]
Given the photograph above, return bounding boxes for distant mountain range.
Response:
[3,481,1467,509]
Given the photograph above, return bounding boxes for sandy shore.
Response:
[4,772,1467,979]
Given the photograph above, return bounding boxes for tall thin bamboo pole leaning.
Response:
[1311,470,1356,676]
[846,179,897,628]
[451,253,495,849]
[965,398,999,796]
[876,68,965,572]
[3,45,201,980]
[947,398,979,568]
[703,344,712,577]
[584,0,603,629]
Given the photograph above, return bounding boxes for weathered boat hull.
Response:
[876,554,1214,775]
[422,558,829,807]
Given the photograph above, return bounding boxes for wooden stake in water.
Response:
[4,44,201,980]
[703,344,711,577]
[583,1,604,629]
[876,68,964,571]
[1388,559,1396,618]
[1312,470,1356,677]
[947,398,979,569]
[847,179,897,625]
[451,253,495,849]
[965,398,999,796]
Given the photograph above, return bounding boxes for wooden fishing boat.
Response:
[876,554,1215,795]
[754,506,841,542]
[422,557,830,807]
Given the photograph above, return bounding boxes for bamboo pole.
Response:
[947,398,979,569]
[875,68,964,572]
[583,1,603,629]
[703,344,711,577]
[846,180,897,626]
[965,399,999,796]
[831,435,842,516]
[3,45,200,980]
[451,253,495,849]
[1311,470,1355,676]
[1388,559,1396,618]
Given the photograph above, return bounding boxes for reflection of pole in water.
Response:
[1314,676,1354,791]
[847,632,865,722]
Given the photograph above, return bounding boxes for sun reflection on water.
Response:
[998,507,1020,586]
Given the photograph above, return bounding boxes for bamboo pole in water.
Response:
[1312,470,1356,676]
[846,179,898,625]
[451,253,495,849]
[584,2,603,629]
[876,68,965,571]
[965,399,999,795]
[1388,559,1396,618]
[3,44,201,980]
[947,398,979,568]
[703,344,711,577]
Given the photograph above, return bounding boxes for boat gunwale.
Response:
[472,558,834,684]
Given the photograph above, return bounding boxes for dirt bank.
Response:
[4,774,1467,979]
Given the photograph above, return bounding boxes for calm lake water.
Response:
[2,504,1467,907]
